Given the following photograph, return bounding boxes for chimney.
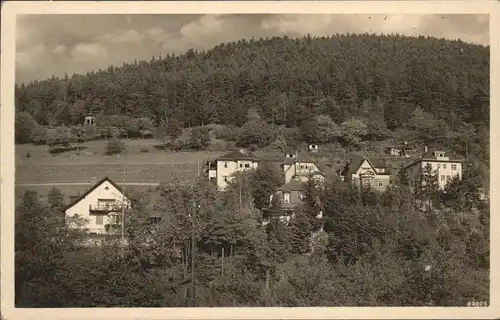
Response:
[239,148,247,155]
[423,145,428,154]
[90,176,97,186]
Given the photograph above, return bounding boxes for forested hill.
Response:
[16,33,489,132]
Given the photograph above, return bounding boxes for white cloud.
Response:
[95,29,144,43]
[70,42,107,63]
[52,44,67,54]
[179,15,223,43]
[147,27,172,43]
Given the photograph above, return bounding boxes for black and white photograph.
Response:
[1,1,498,319]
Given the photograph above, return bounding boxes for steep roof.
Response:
[64,176,126,212]
[277,179,306,192]
[295,152,316,163]
[281,157,295,166]
[345,155,385,175]
[347,154,365,174]
[216,150,258,161]
[370,157,388,169]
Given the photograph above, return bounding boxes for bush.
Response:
[139,147,149,153]
[25,152,31,158]
[106,138,125,155]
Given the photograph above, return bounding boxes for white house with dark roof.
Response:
[338,155,391,191]
[212,149,260,191]
[280,151,325,184]
[64,177,131,235]
[404,147,463,190]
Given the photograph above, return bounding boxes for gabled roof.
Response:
[216,150,258,162]
[347,155,365,174]
[370,158,388,169]
[277,179,306,192]
[346,155,380,174]
[281,157,295,166]
[295,152,316,163]
[64,176,126,212]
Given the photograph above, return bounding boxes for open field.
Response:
[16,139,225,166]
[16,164,200,184]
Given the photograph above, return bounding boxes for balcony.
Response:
[89,203,122,213]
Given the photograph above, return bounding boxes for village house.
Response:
[337,155,391,192]
[404,147,463,190]
[265,178,323,225]
[280,151,325,184]
[208,149,260,191]
[64,177,131,235]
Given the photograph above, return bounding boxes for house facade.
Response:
[64,177,131,235]
[213,149,259,191]
[266,178,323,225]
[404,149,462,190]
[338,155,391,192]
[281,152,325,184]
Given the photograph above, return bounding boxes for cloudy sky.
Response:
[16,14,489,84]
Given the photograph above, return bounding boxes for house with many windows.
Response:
[64,177,131,235]
[280,151,325,184]
[337,155,391,191]
[209,149,260,191]
[404,147,463,190]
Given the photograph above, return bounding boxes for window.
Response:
[239,163,243,168]
[441,175,445,181]
[224,162,228,168]
[378,180,383,187]
[437,164,441,169]
[223,176,229,182]
[451,164,457,170]
[446,175,451,181]
[95,215,104,225]
[300,192,306,201]
[300,165,304,169]
[443,164,447,169]
[245,163,250,168]
[283,192,291,203]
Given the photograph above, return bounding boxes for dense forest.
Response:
[15,34,490,162]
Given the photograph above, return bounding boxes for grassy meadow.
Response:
[15,139,224,203]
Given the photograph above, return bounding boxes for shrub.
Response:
[25,152,31,158]
[106,138,125,155]
[139,147,149,153]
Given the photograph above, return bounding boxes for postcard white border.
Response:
[2,1,499,319]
